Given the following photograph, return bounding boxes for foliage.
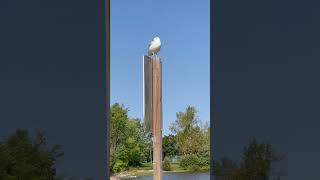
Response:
[179,154,199,171]
[213,157,239,180]
[240,139,283,180]
[179,154,209,171]
[162,134,178,159]
[110,103,151,173]
[213,139,284,180]
[169,106,210,171]
[162,157,172,171]
[110,104,210,173]
[170,106,209,155]
[0,129,63,180]
[110,103,129,169]
[126,137,142,166]
[112,160,127,173]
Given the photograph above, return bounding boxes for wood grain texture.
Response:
[152,58,162,180]
[143,55,153,132]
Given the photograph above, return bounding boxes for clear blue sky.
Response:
[110,0,210,135]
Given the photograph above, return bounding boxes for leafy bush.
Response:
[112,160,127,173]
[126,137,143,166]
[179,154,209,171]
[115,144,129,161]
[162,157,172,171]
[180,154,198,170]
[198,154,210,167]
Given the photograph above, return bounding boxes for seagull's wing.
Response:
[148,40,153,48]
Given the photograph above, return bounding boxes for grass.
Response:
[112,162,210,178]
[170,163,190,172]
[125,162,206,177]
[129,162,186,171]
[127,163,153,177]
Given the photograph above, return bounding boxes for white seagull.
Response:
[148,36,161,56]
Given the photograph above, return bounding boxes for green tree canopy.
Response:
[169,106,209,155]
[162,134,178,159]
[0,129,63,180]
[213,139,283,180]
[110,103,151,173]
[240,139,283,180]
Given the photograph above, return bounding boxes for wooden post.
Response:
[143,55,153,133]
[152,58,162,180]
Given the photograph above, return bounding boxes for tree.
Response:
[240,139,283,180]
[213,139,284,180]
[162,157,171,171]
[110,103,129,171]
[126,118,149,165]
[0,129,63,180]
[162,134,178,159]
[143,130,153,163]
[213,157,239,180]
[169,106,210,171]
[169,106,208,155]
[110,103,152,173]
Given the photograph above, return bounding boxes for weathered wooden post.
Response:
[152,57,162,180]
[143,54,162,180]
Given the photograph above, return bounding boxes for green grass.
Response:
[117,162,209,178]
[129,162,185,171]
[126,163,153,177]
[169,163,189,172]
[128,163,152,171]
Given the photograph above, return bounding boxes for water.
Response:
[123,172,210,180]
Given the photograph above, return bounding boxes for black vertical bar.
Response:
[210,0,216,179]
[106,0,110,178]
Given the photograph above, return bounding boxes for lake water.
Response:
[122,172,210,180]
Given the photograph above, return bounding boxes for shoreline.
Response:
[110,169,209,179]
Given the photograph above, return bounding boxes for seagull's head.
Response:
[153,37,161,44]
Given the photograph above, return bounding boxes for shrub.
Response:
[112,160,127,173]
[162,157,172,171]
[179,154,209,171]
[180,154,198,170]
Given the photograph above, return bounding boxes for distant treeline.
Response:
[110,103,210,173]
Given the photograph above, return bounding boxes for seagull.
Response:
[148,36,161,56]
